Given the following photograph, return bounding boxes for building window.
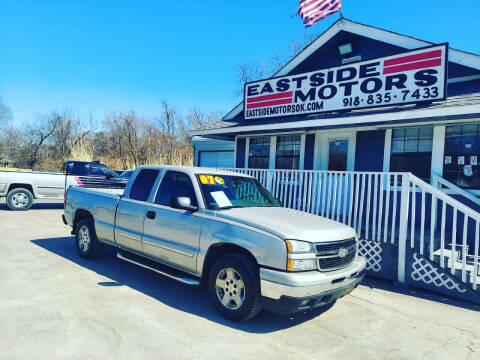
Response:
[248,136,270,169]
[390,126,433,181]
[443,123,480,189]
[276,134,301,169]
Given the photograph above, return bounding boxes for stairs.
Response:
[433,249,480,287]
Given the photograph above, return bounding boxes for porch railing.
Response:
[432,173,480,208]
[225,168,480,292]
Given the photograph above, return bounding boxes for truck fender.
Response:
[7,182,36,198]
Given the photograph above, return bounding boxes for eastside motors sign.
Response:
[244,44,448,120]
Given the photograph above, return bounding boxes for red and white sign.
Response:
[244,44,448,120]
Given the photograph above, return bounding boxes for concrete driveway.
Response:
[1,198,479,360]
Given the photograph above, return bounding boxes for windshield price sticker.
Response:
[199,175,226,185]
[244,44,447,120]
[211,191,232,208]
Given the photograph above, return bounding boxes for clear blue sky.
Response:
[1,0,479,125]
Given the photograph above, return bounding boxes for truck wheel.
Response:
[75,218,104,259]
[208,253,262,321]
[6,188,33,211]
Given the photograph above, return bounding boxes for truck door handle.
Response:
[146,211,156,219]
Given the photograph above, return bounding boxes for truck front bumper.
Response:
[260,257,366,314]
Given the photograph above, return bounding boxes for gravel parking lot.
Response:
[1,198,479,360]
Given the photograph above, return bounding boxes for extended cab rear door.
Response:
[115,168,160,252]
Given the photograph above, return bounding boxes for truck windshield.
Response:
[196,174,280,210]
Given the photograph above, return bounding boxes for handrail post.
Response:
[431,174,438,232]
[266,170,273,193]
[397,173,411,284]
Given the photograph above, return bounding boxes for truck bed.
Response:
[65,186,122,244]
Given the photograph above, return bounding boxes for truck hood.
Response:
[214,206,356,243]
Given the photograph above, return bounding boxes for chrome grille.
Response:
[315,238,356,271]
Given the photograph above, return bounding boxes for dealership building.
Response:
[192,19,480,193]
[191,19,480,302]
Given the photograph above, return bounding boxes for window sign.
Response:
[210,191,232,208]
[444,123,480,188]
[464,165,473,177]
[244,44,448,120]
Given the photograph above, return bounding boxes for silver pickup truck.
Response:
[63,165,366,321]
[0,161,125,210]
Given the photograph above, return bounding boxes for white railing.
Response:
[432,174,480,208]
[228,169,405,244]
[226,168,480,291]
[408,174,480,290]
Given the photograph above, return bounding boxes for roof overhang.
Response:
[193,102,480,137]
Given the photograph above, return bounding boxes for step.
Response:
[117,250,201,286]
[469,273,480,286]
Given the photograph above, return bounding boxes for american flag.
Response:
[298,0,342,27]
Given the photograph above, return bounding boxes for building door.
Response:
[328,139,349,171]
[315,130,356,171]
[314,131,356,217]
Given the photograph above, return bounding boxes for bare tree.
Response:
[235,61,269,97]
[4,103,198,170]
[14,112,60,169]
[0,96,12,130]
[234,31,319,96]
[156,101,179,164]
[51,111,91,163]
[105,112,142,167]
[187,107,222,131]
[287,32,318,58]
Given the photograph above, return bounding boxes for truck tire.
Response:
[75,218,104,259]
[208,253,262,321]
[6,188,33,211]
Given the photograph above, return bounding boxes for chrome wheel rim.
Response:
[215,267,245,310]
[11,192,29,208]
[78,225,91,253]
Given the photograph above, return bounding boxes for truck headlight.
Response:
[285,239,315,254]
[285,240,317,271]
[287,258,318,271]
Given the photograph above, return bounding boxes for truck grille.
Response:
[315,238,356,271]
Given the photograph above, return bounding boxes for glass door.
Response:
[328,139,349,171]
[326,138,350,217]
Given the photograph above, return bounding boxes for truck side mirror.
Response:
[171,196,198,212]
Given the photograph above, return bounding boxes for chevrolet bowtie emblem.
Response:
[338,247,348,258]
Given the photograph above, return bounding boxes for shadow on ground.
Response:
[0,203,64,211]
[361,276,480,312]
[31,237,480,333]
[31,236,335,333]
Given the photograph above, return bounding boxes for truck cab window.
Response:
[154,171,198,207]
[89,163,117,178]
[129,169,159,201]
[70,162,88,176]
[89,163,106,176]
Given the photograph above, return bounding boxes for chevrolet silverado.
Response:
[63,165,365,321]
